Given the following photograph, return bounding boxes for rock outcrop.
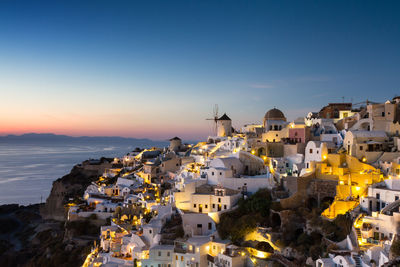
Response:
[0,158,113,267]
[41,158,113,221]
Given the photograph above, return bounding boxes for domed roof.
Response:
[264,108,286,121]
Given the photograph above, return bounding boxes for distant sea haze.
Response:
[0,134,168,205]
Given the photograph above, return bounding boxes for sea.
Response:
[0,137,168,205]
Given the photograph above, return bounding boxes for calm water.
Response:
[0,140,166,205]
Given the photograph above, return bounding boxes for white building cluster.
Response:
[79,96,400,267]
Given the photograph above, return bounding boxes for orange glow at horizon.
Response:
[0,114,210,140]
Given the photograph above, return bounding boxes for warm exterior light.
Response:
[322,155,327,160]
[256,250,267,258]
[251,150,255,155]
[339,181,344,185]
[355,186,360,191]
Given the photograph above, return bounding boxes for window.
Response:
[309,149,313,153]
[205,204,208,208]
[224,205,227,209]
[376,193,380,200]
[219,172,222,175]
[360,146,363,150]
[158,251,161,257]
[181,256,184,261]
[218,198,221,203]
[158,264,161,267]
[382,112,385,117]
[212,204,215,208]
[396,196,399,201]
[149,230,152,234]
[176,255,178,260]
[197,224,202,228]
[208,222,212,230]
[167,252,170,257]
[316,150,319,154]
[194,204,197,208]
[212,172,214,176]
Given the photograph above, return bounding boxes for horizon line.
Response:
[0,132,200,142]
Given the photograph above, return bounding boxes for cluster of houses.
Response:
[80,96,400,267]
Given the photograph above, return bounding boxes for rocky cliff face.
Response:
[41,159,112,221]
[41,167,95,221]
[0,159,112,267]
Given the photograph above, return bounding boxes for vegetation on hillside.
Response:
[217,188,272,243]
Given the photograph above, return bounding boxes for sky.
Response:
[0,1,399,140]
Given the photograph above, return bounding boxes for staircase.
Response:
[352,254,362,267]
[355,227,362,242]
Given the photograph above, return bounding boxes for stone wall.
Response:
[280,172,337,209]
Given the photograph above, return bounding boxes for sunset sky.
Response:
[1,1,399,140]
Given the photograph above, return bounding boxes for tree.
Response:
[391,238,400,257]
[114,207,122,219]
[255,241,274,253]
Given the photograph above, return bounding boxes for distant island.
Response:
[0,133,165,144]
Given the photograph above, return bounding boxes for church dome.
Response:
[264,108,286,121]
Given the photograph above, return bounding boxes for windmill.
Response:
[206,104,219,136]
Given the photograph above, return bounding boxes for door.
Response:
[199,204,203,213]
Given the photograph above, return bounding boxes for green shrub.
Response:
[217,188,272,243]
[88,213,98,220]
[391,238,400,257]
[255,241,274,253]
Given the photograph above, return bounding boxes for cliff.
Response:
[0,158,113,267]
[41,158,113,221]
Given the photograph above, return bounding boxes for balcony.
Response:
[207,254,215,263]
[174,242,194,254]
[174,247,187,254]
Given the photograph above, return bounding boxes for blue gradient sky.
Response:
[0,1,399,140]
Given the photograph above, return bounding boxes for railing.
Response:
[207,254,215,263]
[174,247,187,254]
